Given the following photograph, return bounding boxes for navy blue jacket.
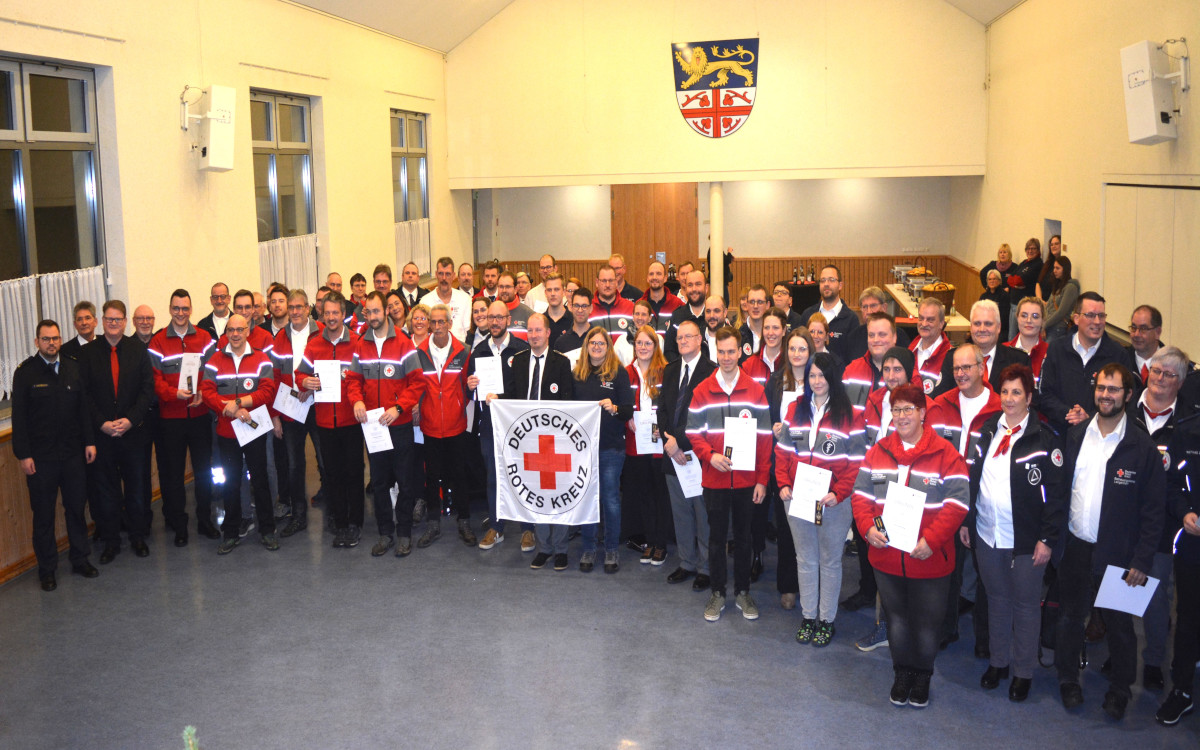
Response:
[799,301,859,363]
[1038,333,1135,436]
[1167,412,1200,565]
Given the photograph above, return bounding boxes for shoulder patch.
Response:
[922,379,933,394]
[1051,448,1063,467]
[738,408,752,419]
[549,382,559,394]
[743,343,753,356]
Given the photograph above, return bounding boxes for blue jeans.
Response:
[582,449,625,553]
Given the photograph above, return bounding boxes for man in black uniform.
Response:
[12,320,99,591]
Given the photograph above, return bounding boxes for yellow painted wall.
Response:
[445,0,987,188]
[2,0,468,313]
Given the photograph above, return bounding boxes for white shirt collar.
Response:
[1072,333,1101,361]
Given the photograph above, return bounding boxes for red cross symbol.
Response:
[524,434,572,490]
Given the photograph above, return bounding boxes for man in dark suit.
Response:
[59,301,98,362]
[11,319,99,591]
[79,300,156,563]
[656,319,717,590]
[398,262,430,309]
[500,313,576,570]
[196,282,232,341]
[466,299,532,551]
[932,298,1030,398]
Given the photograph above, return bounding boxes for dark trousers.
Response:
[1055,534,1138,698]
[368,423,415,537]
[751,484,770,553]
[425,433,470,519]
[141,410,167,530]
[773,491,798,595]
[944,533,989,648]
[160,413,215,534]
[26,454,91,577]
[216,434,274,540]
[623,454,671,548]
[93,432,150,547]
[876,571,951,674]
[281,416,312,521]
[319,425,365,530]
[272,433,289,505]
[1170,558,1200,693]
[851,524,878,600]
[705,486,754,596]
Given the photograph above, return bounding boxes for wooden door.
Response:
[611,183,698,289]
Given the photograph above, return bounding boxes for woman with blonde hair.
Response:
[624,325,671,565]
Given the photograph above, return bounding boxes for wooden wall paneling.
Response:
[612,183,697,289]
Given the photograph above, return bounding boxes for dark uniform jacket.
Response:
[78,335,156,441]
[11,355,94,461]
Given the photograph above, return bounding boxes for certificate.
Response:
[881,481,926,554]
[723,416,757,471]
[787,461,833,524]
[676,450,704,498]
[272,385,311,424]
[413,423,425,445]
[313,360,342,403]
[361,408,394,454]
[634,408,659,454]
[178,353,202,394]
[780,389,801,423]
[231,405,272,447]
[474,356,504,399]
[1094,565,1160,617]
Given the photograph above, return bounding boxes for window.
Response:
[0,60,103,281]
[251,91,313,242]
[390,109,427,223]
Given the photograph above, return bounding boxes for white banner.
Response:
[490,399,601,525]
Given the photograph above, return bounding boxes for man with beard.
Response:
[800,265,859,362]
[663,269,708,361]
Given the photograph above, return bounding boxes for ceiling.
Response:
[292,0,1026,53]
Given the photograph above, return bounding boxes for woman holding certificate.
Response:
[963,364,1064,702]
[775,352,863,646]
[851,383,969,708]
[624,326,670,565]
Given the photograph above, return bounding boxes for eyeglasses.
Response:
[677,333,700,341]
[951,363,978,373]
[1080,311,1108,321]
[1094,384,1125,395]
[486,314,508,321]
[226,327,248,334]
[890,405,918,416]
[133,316,155,323]
[170,306,191,314]
[1129,324,1159,333]
[211,294,229,301]
[571,303,592,310]
[103,317,125,324]
[1149,366,1180,380]
[38,335,61,343]
[818,277,839,284]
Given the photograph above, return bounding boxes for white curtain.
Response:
[0,275,39,400]
[39,265,108,345]
[259,233,319,299]
[394,218,431,276]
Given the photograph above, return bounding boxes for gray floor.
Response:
[2,488,1197,750]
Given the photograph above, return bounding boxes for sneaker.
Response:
[890,668,914,706]
[1156,689,1195,726]
[812,620,835,647]
[417,522,441,549]
[260,533,280,551]
[520,530,536,553]
[216,537,240,555]
[279,517,307,538]
[579,550,596,573]
[640,546,653,564]
[478,528,503,550]
[457,519,477,546]
[273,501,291,520]
[371,536,394,557]
[530,552,552,569]
[855,621,889,652]
[394,537,412,557]
[332,528,348,549]
[704,592,726,622]
[908,672,931,708]
[651,547,667,566]
[735,591,759,620]
[345,525,361,548]
[795,618,817,644]
[238,518,255,538]
[604,550,620,574]
[553,553,568,571]
[413,498,426,524]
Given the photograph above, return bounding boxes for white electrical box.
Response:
[1121,41,1177,145]
[199,85,236,171]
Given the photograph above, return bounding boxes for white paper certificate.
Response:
[723,416,757,471]
[881,481,927,554]
[272,385,311,424]
[634,409,658,454]
[474,356,504,399]
[361,408,394,454]
[178,353,202,394]
[313,360,342,403]
[231,405,273,447]
[676,450,704,498]
[1094,565,1160,617]
[788,461,833,524]
[413,423,425,445]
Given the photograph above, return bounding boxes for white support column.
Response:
[709,182,724,301]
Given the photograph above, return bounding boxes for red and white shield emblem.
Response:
[672,38,759,139]
[243,377,254,391]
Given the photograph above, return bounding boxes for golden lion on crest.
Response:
[675,44,756,89]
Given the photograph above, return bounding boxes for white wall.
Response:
[483,186,611,261]
[2,0,470,314]
[446,0,987,188]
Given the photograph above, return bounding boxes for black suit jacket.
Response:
[197,311,230,341]
[78,335,155,439]
[931,343,1030,398]
[504,349,575,401]
[11,355,94,461]
[400,287,430,309]
[466,333,531,434]
[655,354,717,476]
[59,336,91,363]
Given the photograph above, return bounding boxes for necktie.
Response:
[47,360,59,379]
[982,354,991,382]
[409,293,416,308]
[993,423,1021,457]
[529,355,542,400]
[1141,363,1150,382]
[674,363,690,426]
[110,345,120,399]
[1146,406,1173,420]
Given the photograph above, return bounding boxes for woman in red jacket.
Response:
[624,325,670,564]
[852,383,969,709]
[776,352,864,646]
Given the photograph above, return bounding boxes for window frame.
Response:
[0,59,25,141]
[21,63,96,144]
[390,109,428,223]
[251,90,314,241]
